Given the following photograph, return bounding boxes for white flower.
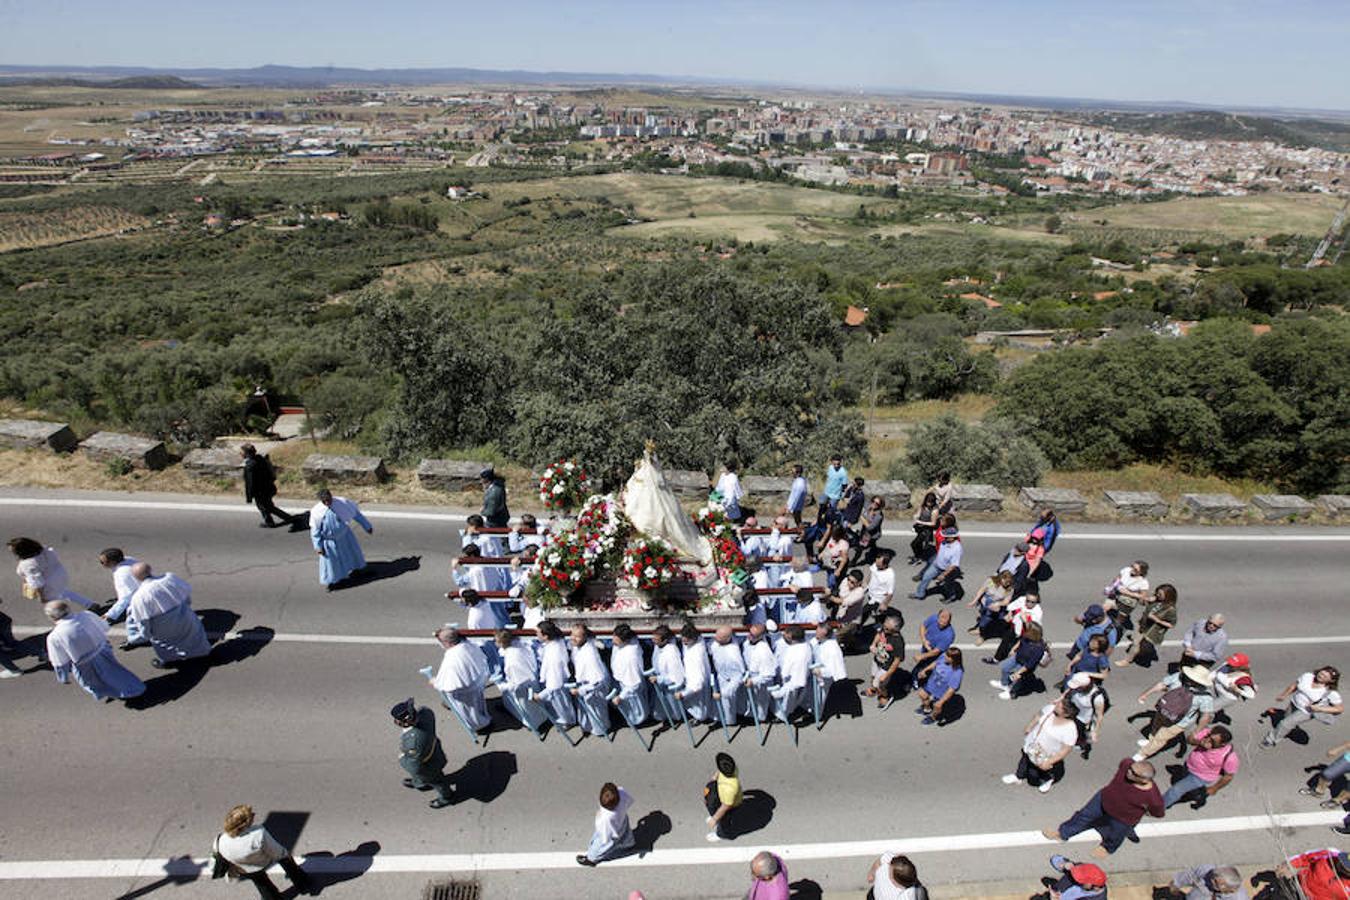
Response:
[565,462,575,471]
[644,566,657,579]
[552,484,565,495]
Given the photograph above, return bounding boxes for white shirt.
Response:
[682,640,710,693]
[570,639,611,689]
[715,471,743,504]
[1292,672,1343,711]
[777,641,813,691]
[866,565,895,604]
[744,639,778,686]
[812,637,847,681]
[710,640,747,683]
[1005,596,1043,636]
[433,641,489,693]
[782,569,815,591]
[45,611,109,668]
[654,642,685,687]
[129,573,192,620]
[594,787,634,843]
[794,598,825,624]
[610,642,645,690]
[17,547,71,599]
[540,639,571,691]
[111,559,140,605]
[765,530,794,558]
[1023,703,1078,762]
[216,826,286,874]
[1118,566,1149,595]
[499,643,538,689]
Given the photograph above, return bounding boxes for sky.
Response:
[1,0,1347,110]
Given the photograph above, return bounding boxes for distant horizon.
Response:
[3,62,1350,120]
[0,0,1344,111]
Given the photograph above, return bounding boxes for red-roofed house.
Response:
[960,292,1001,309]
[844,305,869,329]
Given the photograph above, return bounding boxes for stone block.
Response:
[1018,486,1087,515]
[1181,493,1246,519]
[302,453,387,485]
[869,479,911,510]
[0,419,78,453]
[1103,490,1170,517]
[80,431,169,470]
[951,483,1003,513]
[418,459,489,492]
[741,475,792,500]
[1317,495,1350,517]
[182,447,245,479]
[1249,494,1315,520]
[666,469,710,499]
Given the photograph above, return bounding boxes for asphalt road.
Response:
[1,488,1348,900]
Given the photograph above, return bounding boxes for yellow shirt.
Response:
[716,771,743,808]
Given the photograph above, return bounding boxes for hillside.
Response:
[1067,109,1350,151]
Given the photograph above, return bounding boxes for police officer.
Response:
[391,698,454,809]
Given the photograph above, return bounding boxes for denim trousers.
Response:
[1056,790,1132,852]
[1162,771,1214,808]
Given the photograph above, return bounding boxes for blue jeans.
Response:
[1056,790,1133,853]
[1162,771,1214,808]
[999,657,1022,688]
[914,560,942,597]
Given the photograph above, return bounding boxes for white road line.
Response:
[10,626,1350,650]
[3,496,1347,542]
[0,810,1338,880]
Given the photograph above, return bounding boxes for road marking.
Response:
[11,625,1350,651]
[3,497,1347,542]
[0,810,1338,880]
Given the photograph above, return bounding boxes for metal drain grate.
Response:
[422,879,481,900]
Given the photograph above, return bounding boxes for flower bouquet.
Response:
[575,493,632,576]
[622,537,682,593]
[538,459,593,512]
[693,502,736,541]
[525,529,591,609]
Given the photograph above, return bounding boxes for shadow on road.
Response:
[789,878,823,900]
[262,811,311,854]
[126,614,273,710]
[632,810,671,856]
[301,840,382,895]
[334,557,422,590]
[450,750,518,804]
[112,855,204,899]
[198,608,241,637]
[723,789,775,839]
[210,626,275,667]
[823,678,865,724]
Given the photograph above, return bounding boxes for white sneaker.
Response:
[705,832,722,842]
[998,690,1012,700]
[989,679,1005,689]
[1038,781,1054,794]
[1002,773,1023,785]
[1131,752,1145,762]
[0,669,20,679]
[1136,738,1148,746]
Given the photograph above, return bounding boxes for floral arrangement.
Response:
[525,529,591,609]
[693,503,736,541]
[708,533,746,573]
[622,537,682,592]
[575,493,631,575]
[538,459,593,511]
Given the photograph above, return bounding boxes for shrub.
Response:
[890,414,1048,486]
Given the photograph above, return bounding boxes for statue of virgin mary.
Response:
[623,444,713,565]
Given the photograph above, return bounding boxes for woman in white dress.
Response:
[10,537,92,608]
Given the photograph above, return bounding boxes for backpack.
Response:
[1155,686,1195,724]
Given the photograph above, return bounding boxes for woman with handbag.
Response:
[213,805,313,898]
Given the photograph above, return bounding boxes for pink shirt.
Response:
[747,855,790,900]
[1186,728,1240,782]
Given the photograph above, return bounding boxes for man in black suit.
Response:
[241,443,294,528]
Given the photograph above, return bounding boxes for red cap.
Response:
[1070,863,1107,888]
[1226,652,1250,668]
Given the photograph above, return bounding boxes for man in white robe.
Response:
[607,624,649,726]
[429,624,491,733]
[128,563,211,668]
[763,523,796,587]
[709,626,747,723]
[742,624,778,724]
[44,600,145,702]
[738,517,767,562]
[535,621,578,730]
[788,588,826,625]
[648,624,686,725]
[98,548,147,649]
[677,624,713,723]
[493,630,549,735]
[771,625,813,722]
[810,623,848,721]
[309,490,372,589]
[569,625,613,737]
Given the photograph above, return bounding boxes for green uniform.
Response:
[481,480,509,528]
[399,707,453,801]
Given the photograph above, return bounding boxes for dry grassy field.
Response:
[0,205,148,251]
[1063,193,1344,241]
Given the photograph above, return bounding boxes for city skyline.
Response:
[1,0,1348,111]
